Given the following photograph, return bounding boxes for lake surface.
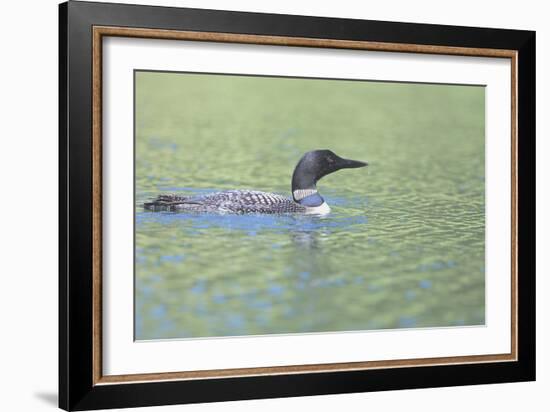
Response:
[135,71,485,340]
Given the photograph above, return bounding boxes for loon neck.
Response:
[292,163,321,205]
[293,187,325,207]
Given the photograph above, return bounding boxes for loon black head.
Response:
[291,149,368,207]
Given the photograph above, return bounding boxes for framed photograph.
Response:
[59,1,535,410]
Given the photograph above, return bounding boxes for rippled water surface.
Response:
[135,71,485,340]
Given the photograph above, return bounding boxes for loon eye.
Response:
[327,156,335,164]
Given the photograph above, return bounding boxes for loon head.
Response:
[291,149,368,207]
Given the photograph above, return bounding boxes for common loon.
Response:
[144,149,367,215]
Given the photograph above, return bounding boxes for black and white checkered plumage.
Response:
[144,190,307,214]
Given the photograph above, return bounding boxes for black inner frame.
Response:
[59,1,536,411]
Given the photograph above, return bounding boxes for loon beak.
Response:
[338,157,368,169]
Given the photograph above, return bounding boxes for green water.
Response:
[135,71,485,340]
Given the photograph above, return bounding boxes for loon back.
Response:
[144,149,367,215]
[144,190,307,214]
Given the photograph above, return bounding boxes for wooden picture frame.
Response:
[59,1,535,410]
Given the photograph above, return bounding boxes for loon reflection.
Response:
[144,149,367,215]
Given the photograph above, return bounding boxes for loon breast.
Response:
[144,190,309,214]
[304,202,331,215]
